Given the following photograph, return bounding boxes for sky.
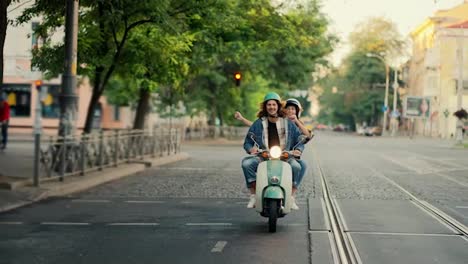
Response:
[319,0,464,65]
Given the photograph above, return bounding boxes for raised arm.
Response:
[289,115,311,138]
[234,111,253,126]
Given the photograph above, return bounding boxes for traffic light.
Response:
[35,80,43,91]
[234,72,241,87]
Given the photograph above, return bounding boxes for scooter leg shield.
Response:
[281,163,293,214]
[255,162,269,212]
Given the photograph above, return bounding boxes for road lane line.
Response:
[366,165,468,236]
[379,154,424,174]
[434,172,468,188]
[211,241,228,253]
[107,223,160,226]
[41,222,90,226]
[445,207,468,219]
[284,223,307,227]
[157,167,238,172]
[456,206,468,209]
[351,231,461,237]
[125,201,165,204]
[0,222,23,225]
[71,199,110,203]
[186,223,232,226]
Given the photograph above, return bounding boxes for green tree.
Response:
[318,17,406,128]
[183,0,335,126]
[1,0,19,90]
[18,0,216,133]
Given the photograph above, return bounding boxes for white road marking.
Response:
[71,199,110,203]
[186,223,232,226]
[125,200,165,204]
[402,151,468,171]
[434,172,468,188]
[456,206,468,209]
[0,222,23,225]
[284,223,307,226]
[211,241,228,253]
[445,207,468,219]
[41,222,90,226]
[380,154,424,174]
[156,167,238,172]
[107,223,160,226]
[351,231,461,237]
[308,230,329,233]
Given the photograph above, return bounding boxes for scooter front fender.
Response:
[263,186,284,199]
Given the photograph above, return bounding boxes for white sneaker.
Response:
[291,196,299,210]
[247,194,256,208]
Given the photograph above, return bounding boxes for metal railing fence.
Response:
[34,128,181,183]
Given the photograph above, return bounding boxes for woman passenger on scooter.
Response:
[240,92,305,210]
[235,98,312,208]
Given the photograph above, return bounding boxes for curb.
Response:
[0,192,48,213]
[0,152,190,213]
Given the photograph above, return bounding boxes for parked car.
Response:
[364,126,382,136]
[315,123,328,130]
[333,125,344,132]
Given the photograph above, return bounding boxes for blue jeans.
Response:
[1,121,8,147]
[241,156,303,188]
[294,159,307,188]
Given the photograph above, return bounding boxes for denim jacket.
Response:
[243,117,305,154]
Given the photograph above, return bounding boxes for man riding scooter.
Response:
[241,92,305,210]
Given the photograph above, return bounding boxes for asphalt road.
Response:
[1,132,467,264]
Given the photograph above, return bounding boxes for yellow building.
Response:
[408,1,468,138]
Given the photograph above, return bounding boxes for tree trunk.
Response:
[83,87,103,134]
[133,88,150,129]
[0,0,11,90]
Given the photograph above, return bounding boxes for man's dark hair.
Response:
[256,100,285,118]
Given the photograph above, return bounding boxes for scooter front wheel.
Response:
[268,199,279,233]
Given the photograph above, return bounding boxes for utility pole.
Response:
[391,68,399,136]
[58,0,79,137]
[383,64,390,136]
[455,34,464,144]
[366,53,389,136]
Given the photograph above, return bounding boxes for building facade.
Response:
[408,1,468,138]
[2,1,131,135]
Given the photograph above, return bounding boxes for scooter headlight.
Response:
[270,146,281,159]
[270,176,280,184]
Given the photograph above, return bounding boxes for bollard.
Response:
[98,131,104,170]
[59,137,66,181]
[114,130,119,167]
[80,134,87,175]
[33,133,41,187]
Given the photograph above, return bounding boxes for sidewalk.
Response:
[0,136,190,213]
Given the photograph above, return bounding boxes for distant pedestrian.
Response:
[0,96,11,149]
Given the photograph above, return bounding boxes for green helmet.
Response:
[263,92,281,103]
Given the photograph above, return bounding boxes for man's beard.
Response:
[267,112,278,118]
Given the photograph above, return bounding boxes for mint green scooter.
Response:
[249,133,305,233]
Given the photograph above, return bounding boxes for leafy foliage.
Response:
[317,17,406,129]
[17,0,335,131]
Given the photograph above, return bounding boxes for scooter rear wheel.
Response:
[268,199,279,233]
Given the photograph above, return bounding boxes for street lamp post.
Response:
[391,68,400,136]
[367,53,389,136]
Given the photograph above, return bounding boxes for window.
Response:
[113,105,120,121]
[0,84,31,117]
[31,22,40,71]
[31,22,39,49]
[454,79,468,92]
[41,85,61,118]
